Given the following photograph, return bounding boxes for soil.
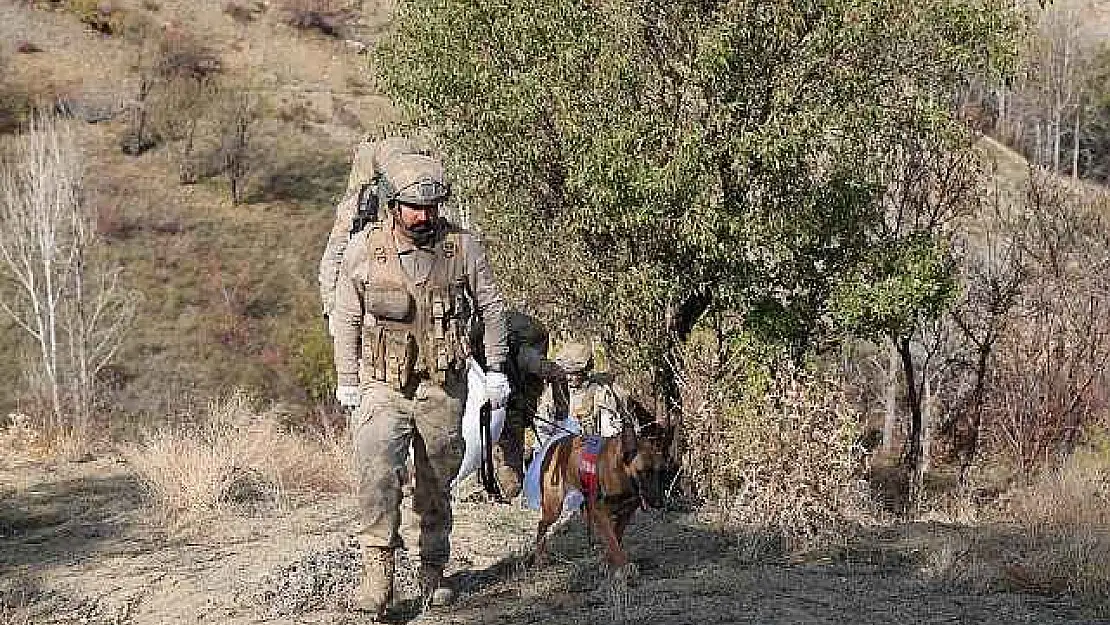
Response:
[0,455,1104,625]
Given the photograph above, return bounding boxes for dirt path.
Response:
[0,456,1103,625]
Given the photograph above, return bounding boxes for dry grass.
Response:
[680,339,874,550]
[0,412,98,461]
[999,450,1110,604]
[124,389,352,529]
[917,448,1110,613]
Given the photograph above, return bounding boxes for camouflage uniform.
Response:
[319,137,420,330]
[492,312,568,499]
[535,342,625,441]
[332,151,507,616]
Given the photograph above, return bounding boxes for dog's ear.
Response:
[620,423,638,465]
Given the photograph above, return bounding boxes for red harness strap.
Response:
[579,435,603,504]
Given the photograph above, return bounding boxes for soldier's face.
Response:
[397,202,438,230]
[567,371,587,389]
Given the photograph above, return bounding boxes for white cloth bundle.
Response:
[450,358,507,490]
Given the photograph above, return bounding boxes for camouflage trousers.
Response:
[352,377,466,568]
[493,406,530,486]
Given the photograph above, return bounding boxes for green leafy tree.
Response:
[376,0,1023,460]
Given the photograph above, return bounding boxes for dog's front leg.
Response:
[533,495,562,567]
[589,505,629,568]
[533,517,553,567]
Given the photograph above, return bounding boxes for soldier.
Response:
[491,311,569,500]
[319,137,419,335]
[331,148,510,618]
[535,341,626,442]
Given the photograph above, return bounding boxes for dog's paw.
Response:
[529,551,550,568]
[610,562,640,586]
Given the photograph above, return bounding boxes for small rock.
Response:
[16,41,43,54]
[344,39,367,55]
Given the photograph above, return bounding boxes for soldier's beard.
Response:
[398,220,438,246]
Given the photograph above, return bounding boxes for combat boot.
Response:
[419,563,456,610]
[495,464,522,500]
[353,546,394,620]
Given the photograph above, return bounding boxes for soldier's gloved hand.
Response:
[538,360,567,382]
[485,371,511,410]
[335,385,361,409]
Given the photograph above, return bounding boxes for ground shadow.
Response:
[426,513,1106,625]
[0,470,147,570]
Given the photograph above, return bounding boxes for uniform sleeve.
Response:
[534,383,557,437]
[598,385,626,437]
[462,234,508,369]
[332,236,367,387]
[516,343,545,376]
[318,194,358,319]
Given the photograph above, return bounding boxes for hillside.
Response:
[2,3,1110,624]
[0,0,395,422]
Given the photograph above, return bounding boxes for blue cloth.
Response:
[523,417,581,511]
[583,434,602,456]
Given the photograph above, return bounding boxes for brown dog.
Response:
[533,423,673,571]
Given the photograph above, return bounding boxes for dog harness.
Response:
[579,435,603,504]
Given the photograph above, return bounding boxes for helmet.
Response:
[345,137,419,196]
[378,153,450,207]
[554,342,593,374]
[508,311,550,352]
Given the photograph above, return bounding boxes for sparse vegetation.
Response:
[124,390,351,530]
[279,0,349,38]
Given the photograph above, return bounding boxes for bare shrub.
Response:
[279,0,349,37]
[679,337,872,549]
[975,174,1110,471]
[66,0,127,35]
[125,390,352,529]
[215,85,260,204]
[122,22,222,157]
[154,26,221,82]
[223,1,254,23]
[0,114,139,434]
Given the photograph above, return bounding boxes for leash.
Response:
[478,402,502,500]
[530,413,581,438]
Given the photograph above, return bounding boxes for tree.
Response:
[376,0,1023,454]
[0,114,138,431]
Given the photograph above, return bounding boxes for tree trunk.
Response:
[1073,107,1080,179]
[882,342,899,456]
[897,334,925,514]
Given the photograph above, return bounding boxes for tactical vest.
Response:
[571,384,599,436]
[359,224,473,391]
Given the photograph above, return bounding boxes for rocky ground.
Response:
[0,455,1105,625]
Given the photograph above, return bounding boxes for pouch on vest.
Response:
[427,288,457,385]
[363,324,387,382]
[384,329,418,390]
[366,287,414,322]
